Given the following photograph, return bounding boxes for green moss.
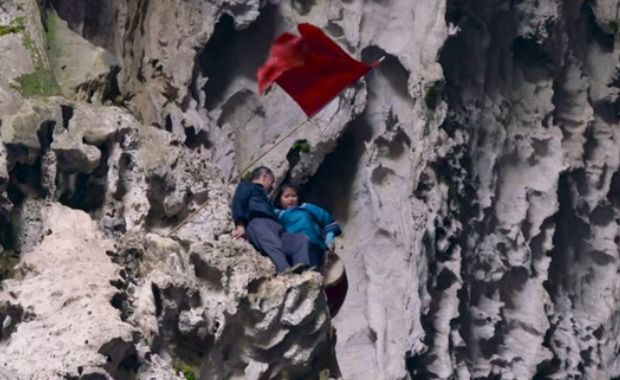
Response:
[286,139,312,169]
[291,139,311,153]
[21,25,43,69]
[45,10,61,46]
[6,10,61,97]
[22,30,34,51]
[241,171,253,182]
[12,69,61,97]
[0,250,20,281]
[0,16,26,37]
[173,361,198,380]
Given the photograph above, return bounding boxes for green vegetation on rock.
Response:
[22,29,34,51]
[12,69,61,97]
[7,11,61,97]
[0,16,26,37]
[241,171,253,181]
[286,138,312,168]
[173,361,198,380]
[0,250,20,281]
[291,139,311,153]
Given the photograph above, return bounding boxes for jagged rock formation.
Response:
[422,1,620,379]
[0,1,338,379]
[2,0,620,379]
[0,203,136,379]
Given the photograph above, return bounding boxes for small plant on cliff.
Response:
[0,16,26,37]
[173,361,197,380]
[12,69,60,97]
[241,171,253,181]
[0,250,20,281]
[291,139,311,153]
[6,12,61,97]
[286,139,312,168]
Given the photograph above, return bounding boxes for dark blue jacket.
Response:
[231,181,277,225]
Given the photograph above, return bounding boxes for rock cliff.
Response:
[1,0,620,379]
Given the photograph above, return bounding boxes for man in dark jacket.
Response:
[231,166,311,273]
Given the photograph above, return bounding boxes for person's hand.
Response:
[325,232,336,254]
[233,225,246,239]
[327,242,335,255]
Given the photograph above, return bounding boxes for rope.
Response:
[167,117,310,237]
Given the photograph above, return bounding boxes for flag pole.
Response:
[230,117,310,183]
[166,50,383,238]
[167,117,310,238]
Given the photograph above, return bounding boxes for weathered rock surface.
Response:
[0,2,338,379]
[0,203,135,379]
[3,0,620,379]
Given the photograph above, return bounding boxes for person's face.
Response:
[279,187,299,209]
[257,174,275,194]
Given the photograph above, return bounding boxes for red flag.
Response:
[257,23,378,118]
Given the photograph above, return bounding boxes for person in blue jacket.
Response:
[275,182,342,270]
[231,167,311,274]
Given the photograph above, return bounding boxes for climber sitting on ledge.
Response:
[231,166,312,274]
[275,183,342,271]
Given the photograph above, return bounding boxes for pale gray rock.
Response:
[2,98,62,151]
[0,203,134,380]
[51,103,133,174]
[3,0,620,379]
[46,10,117,100]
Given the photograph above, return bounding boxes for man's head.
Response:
[250,166,275,193]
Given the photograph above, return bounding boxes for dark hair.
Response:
[275,182,300,208]
[250,166,274,180]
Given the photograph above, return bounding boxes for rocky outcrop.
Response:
[414,1,620,379]
[0,203,135,379]
[0,1,338,378]
[3,0,620,379]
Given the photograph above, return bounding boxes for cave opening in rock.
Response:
[98,337,140,379]
[156,286,209,365]
[58,143,110,212]
[37,120,56,150]
[582,1,616,52]
[7,154,44,205]
[548,170,590,293]
[299,115,372,224]
[60,105,73,129]
[99,66,123,104]
[197,4,279,111]
[144,174,168,229]
[110,291,130,322]
[0,212,18,281]
[184,125,212,150]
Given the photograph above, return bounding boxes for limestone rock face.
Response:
[0,203,134,379]
[426,1,620,379]
[2,0,620,379]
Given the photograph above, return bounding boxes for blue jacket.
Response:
[275,203,342,249]
[231,181,277,225]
